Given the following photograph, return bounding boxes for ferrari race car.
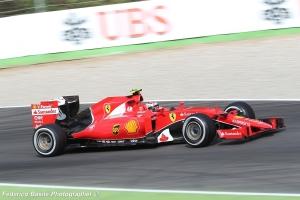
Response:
[31,89,285,157]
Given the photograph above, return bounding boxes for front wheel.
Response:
[224,101,255,119]
[33,124,67,157]
[182,114,216,147]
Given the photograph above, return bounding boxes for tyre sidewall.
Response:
[183,114,216,147]
[33,124,66,157]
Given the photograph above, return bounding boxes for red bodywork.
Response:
[31,101,59,129]
[31,93,284,143]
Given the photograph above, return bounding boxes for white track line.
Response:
[0,105,31,108]
[1,99,300,109]
[0,183,299,197]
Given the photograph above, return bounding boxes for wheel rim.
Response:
[186,122,203,141]
[225,106,245,117]
[37,132,53,152]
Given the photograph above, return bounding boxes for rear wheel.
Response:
[182,114,216,147]
[224,101,255,119]
[33,124,67,157]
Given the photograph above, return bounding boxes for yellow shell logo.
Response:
[235,116,244,119]
[124,119,139,134]
[112,124,120,135]
[105,105,111,113]
[32,105,37,109]
[169,113,176,122]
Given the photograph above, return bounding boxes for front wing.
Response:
[217,117,285,139]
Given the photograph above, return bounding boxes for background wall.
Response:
[1,0,299,60]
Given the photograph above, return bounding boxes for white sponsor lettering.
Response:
[130,139,137,143]
[35,124,42,129]
[232,119,250,126]
[220,131,241,137]
[32,108,58,115]
[180,112,194,117]
[34,116,43,120]
[97,140,124,144]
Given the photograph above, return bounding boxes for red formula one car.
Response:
[31,89,285,157]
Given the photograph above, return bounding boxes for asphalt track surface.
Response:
[0,101,299,193]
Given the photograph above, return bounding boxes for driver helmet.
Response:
[146,101,159,111]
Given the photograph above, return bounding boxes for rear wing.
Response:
[31,95,79,129]
[31,101,59,129]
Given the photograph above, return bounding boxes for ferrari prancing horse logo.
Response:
[105,105,111,114]
[169,113,176,122]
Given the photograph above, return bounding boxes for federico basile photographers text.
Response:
[64,14,91,44]
[264,0,290,24]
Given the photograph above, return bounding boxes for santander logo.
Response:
[159,134,168,142]
[32,108,58,115]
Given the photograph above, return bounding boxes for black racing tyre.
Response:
[33,124,67,157]
[224,101,255,119]
[182,114,216,147]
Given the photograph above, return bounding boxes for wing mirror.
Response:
[179,101,184,108]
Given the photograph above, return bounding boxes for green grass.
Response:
[1,27,300,69]
[1,186,299,200]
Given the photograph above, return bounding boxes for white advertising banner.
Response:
[0,0,299,60]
